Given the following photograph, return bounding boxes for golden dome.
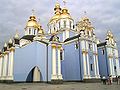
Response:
[26,15,39,28]
[50,14,60,23]
[49,2,61,23]
[59,8,72,20]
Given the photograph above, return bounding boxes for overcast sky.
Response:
[0,0,120,52]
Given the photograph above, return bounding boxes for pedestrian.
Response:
[116,76,119,85]
[118,76,120,85]
[109,75,112,85]
[102,76,106,85]
[107,76,110,85]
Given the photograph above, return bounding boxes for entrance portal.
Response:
[26,66,41,82]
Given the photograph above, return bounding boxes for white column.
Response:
[86,41,90,78]
[81,40,87,79]
[51,44,57,80]
[2,52,8,80]
[111,58,115,76]
[115,58,119,76]
[82,53,87,78]
[108,58,112,75]
[57,45,63,80]
[94,43,100,78]
[8,48,14,80]
[95,55,100,78]
[63,31,65,41]
[66,29,69,39]
[93,55,97,77]
[0,55,3,79]
[86,53,90,78]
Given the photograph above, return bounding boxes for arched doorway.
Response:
[26,66,41,82]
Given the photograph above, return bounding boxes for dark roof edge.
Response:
[97,42,107,47]
[64,34,81,42]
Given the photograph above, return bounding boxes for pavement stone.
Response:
[0,82,120,90]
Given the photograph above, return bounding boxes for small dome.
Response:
[49,14,60,23]
[4,43,7,47]
[26,15,39,28]
[49,2,61,24]
[15,32,19,39]
[9,39,13,44]
[59,8,72,19]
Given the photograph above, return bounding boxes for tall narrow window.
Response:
[59,22,61,29]
[70,21,72,29]
[29,28,31,34]
[49,26,51,34]
[34,29,36,35]
[89,43,92,51]
[64,20,66,28]
[102,49,104,55]
[75,42,79,49]
[60,48,64,61]
[114,66,116,71]
[90,64,93,71]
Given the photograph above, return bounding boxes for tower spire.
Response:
[63,0,67,7]
[32,9,35,16]
[84,11,87,16]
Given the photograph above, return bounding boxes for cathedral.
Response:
[0,1,120,83]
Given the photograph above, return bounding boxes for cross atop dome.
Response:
[32,9,35,16]
[63,0,67,7]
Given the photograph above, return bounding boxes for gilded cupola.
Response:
[59,8,72,20]
[26,14,39,28]
[49,2,61,23]
[59,0,72,20]
[25,10,44,36]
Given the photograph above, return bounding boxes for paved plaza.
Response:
[0,82,120,90]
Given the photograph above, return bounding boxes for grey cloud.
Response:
[0,0,120,53]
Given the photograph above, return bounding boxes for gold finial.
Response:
[56,0,59,3]
[84,11,87,16]
[9,38,13,44]
[4,43,7,47]
[15,29,19,39]
[38,18,40,23]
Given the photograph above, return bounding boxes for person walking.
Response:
[109,75,113,85]
[116,76,119,85]
[102,76,106,85]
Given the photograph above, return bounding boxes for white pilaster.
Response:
[66,29,69,39]
[111,58,115,76]
[51,44,57,80]
[108,58,112,75]
[63,31,65,41]
[81,40,87,79]
[85,41,90,78]
[0,55,3,80]
[57,45,63,80]
[82,53,87,79]
[8,48,14,80]
[95,55,100,78]
[2,52,8,80]
[93,55,97,77]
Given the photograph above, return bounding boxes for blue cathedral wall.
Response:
[13,41,51,82]
[62,42,81,81]
[98,47,108,78]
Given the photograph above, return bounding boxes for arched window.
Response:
[70,21,72,29]
[63,20,66,28]
[49,26,51,33]
[60,48,64,61]
[34,29,36,35]
[59,22,61,29]
[29,28,31,34]
[90,64,93,71]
